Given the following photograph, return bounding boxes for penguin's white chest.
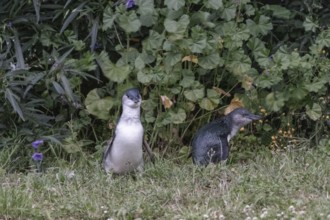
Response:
[109,121,144,173]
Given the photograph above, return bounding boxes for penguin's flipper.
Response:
[211,135,229,163]
[143,139,155,164]
[102,137,114,169]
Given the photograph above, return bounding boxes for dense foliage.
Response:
[0,0,329,171]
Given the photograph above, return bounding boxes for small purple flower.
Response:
[32,140,44,149]
[126,0,135,9]
[7,21,13,28]
[32,152,43,161]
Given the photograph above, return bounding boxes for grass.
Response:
[0,148,330,219]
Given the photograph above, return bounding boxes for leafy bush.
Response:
[0,0,329,170]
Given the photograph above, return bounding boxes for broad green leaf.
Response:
[246,15,272,36]
[164,52,182,67]
[164,15,189,34]
[135,56,145,70]
[118,11,141,33]
[315,30,330,47]
[141,99,158,111]
[85,89,114,120]
[290,86,308,100]
[258,15,273,35]
[198,53,222,69]
[244,4,255,16]
[105,65,130,83]
[164,0,185,10]
[265,92,285,112]
[144,111,156,123]
[169,108,186,124]
[137,0,154,15]
[220,4,237,21]
[205,0,223,10]
[96,51,130,82]
[255,72,282,88]
[142,30,165,50]
[306,103,322,121]
[102,6,116,30]
[304,77,328,93]
[190,11,215,28]
[226,51,251,75]
[179,75,195,88]
[247,37,270,67]
[137,71,153,83]
[199,98,216,110]
[262,5,291,19]
[189,38,207,53]
[303,17,319,32]
[206,89,220,105]
[184,88,204,102]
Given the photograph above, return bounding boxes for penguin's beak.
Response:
[247,113,262,121]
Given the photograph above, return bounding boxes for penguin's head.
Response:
[122,88,141,108]
[229,108,262,127]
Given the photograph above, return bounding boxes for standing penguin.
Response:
[102,88,153,174]
[191,108,261,165]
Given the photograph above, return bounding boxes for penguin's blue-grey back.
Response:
[191,108,261,165]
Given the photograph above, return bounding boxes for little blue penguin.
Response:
[191,108,262,165]
[102,88,153,174]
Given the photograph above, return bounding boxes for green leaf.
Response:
[262,5,291,19]
[164,0,185,10]
[206,88,220,105]
[258,15,273,35]
[205,0,223,10]
[265,92,285,112]
[96,51,130,83]
[32,0,41,23]
[244,4,255,16]
[102,6,116,30]
[85,89,114,120]
[303,17,319,32]
[199,53,222,69]
[220,4,237,21]
[306,103,322,121]
[5,88,25,121]
[226,50,251,75]
[135,56,145,70]
[169,108,186,124]
[246,15,273,36]
[142,30,165,50]
[106,65,130,83]
[247,37,270,67]
[316,30,330,47]
[60,74,74,102]
[137,0,154,15]
[180,75,195,88]
[255,72,282,88]
[137,71,153,84]
[60,2,86,34]
[189,38,207,53]
[164,52,182,68]
[118,11,141,33]
[184,88,204,102]
[164,15,190,34]
[199,98,216,110]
